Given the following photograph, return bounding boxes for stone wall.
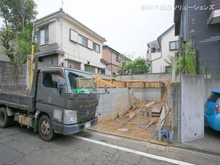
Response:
[0,65,28,91]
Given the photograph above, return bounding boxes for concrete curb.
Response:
[171,144,220,157]
[89,128,220,157]
[89,128,170,147]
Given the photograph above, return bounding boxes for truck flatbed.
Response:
[0,91,34,111]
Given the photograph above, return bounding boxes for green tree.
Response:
[117,53,132,75]
[165,40,196,75]
[124,57,148,75]
[0,0,38,66]
[177,40,196,74]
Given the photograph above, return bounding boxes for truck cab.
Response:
[33,67,99,141]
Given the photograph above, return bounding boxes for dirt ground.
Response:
[91,88,171,145]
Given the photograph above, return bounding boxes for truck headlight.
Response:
[63,110,77,124]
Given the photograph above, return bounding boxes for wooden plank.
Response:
[97,78,116,88]
[118,104,132,117]
[120,101,147,126]
[145,101,156,108]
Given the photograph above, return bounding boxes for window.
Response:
[38,27,48,46]
[78,34,88,47]
[208,92,220,102]
[42,72,62,96]
[116,54,121,62]
[165,66,171,73]
[93,43,100,53]
[85,65,96,73]
[169,41,179,51]
[65,69,96,94]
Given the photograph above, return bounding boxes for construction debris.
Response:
[142,110,148,117]
[118,104,132,118]
[120,101,146,126]
[152,106,162,117]
[117,128,129,132]
[145,101,156,108]
[118,89,136,118]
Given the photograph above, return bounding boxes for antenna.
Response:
[61,0,64,9]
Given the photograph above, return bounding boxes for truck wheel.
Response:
[0,107,12,128]
[38,115,55,142]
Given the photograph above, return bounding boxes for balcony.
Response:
[207,0,220,25]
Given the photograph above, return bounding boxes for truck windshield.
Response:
[65,69,97,94]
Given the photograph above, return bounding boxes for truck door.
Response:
[36,71,65,116]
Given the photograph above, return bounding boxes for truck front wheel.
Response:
[38,115,55,141]
[0,107,13,128]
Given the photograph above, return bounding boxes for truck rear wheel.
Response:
[0,107,13,128]
[38,115,55,142]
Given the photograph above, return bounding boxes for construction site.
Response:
[91,74,172,145]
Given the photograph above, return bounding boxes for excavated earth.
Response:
[91,89,171,145]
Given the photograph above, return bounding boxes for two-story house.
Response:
[35,8,106,74]
[102,45,122,76]
[147,25,179,73]
[174,0,220,76]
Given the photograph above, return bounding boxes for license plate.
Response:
[84,121,91,129]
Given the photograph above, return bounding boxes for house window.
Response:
[38,27,49,46]
[85,65,95,73]
[116,54,121,62]
[93,43,100,53]
[169,41,179,51]
[165,66,171,73]
[78,34,88,47]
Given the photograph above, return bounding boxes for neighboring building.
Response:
[0,45,11,68]
[0,54,10,68]
[147,25,179,73]
[35,8,106,74]
[174,0,220,76]
[102,45,122,75]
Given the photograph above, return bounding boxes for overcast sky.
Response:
[1,0,175,59]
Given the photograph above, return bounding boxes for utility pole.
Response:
[30,20,34,87]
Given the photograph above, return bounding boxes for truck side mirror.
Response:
[57,77,65,95]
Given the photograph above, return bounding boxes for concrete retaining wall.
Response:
[171,82,181,143]
[97,88,131,121]
[97,87,162,121]
[180,75,204,143]
[172,77,220,143]
[132,88,162,101]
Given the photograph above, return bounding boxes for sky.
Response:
[1,0,175,59]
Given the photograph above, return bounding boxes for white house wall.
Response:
[152,26,179,73]
[161,27,178,68]
[58,18,105,70]
[149,52,162,73]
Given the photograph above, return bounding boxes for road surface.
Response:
[0,125,219,165]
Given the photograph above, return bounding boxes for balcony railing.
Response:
[207,0,220,25]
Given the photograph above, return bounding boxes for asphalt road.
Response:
[0,125,220,165]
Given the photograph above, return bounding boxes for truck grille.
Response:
[78,108,96,116]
